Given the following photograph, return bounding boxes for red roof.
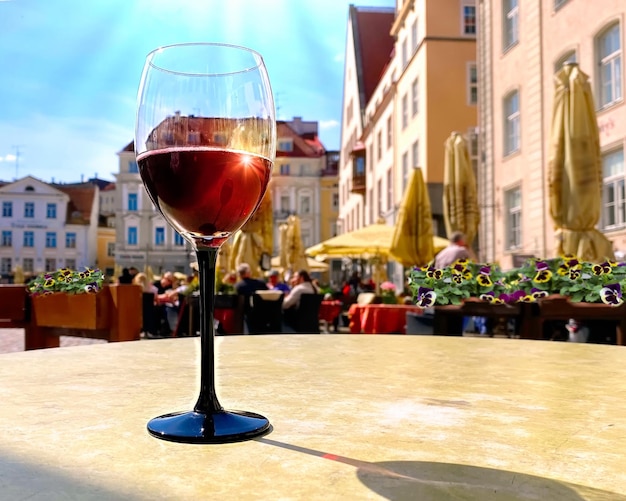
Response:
[350,6,395,110]
[53,183,97,225]
[276,121,326,158]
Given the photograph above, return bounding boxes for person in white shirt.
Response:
[282,270,319,311]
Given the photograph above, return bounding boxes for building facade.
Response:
[477,0,625,267]
[114,142,190,275]
[271,118,333,253]
[0,176,99,280]
[338,1,478,283]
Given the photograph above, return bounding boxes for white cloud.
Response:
[0,154,17,162]
[319,119,339,130]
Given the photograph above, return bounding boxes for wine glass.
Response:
[135,42,275,443]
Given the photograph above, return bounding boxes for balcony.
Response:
[350,141,366,196]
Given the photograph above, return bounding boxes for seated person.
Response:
[282,269,319,328]
[234,263,268,331]
[266,270,290,293]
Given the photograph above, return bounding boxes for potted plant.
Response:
[379,281,398,304]
[408,255,626,308]
[28,267,109,329]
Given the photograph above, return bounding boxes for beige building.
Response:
[338,1,478,282]
[477,0,625,267]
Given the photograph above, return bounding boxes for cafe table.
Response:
[1,335,625,500]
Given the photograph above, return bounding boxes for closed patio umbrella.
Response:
[13,265,25,284]
[286,215,309,272]
[548,63,614,261]
[390,168,435,268]
[443,131,480,246]
[230,190,273,278]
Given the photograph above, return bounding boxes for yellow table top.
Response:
[1,335,625,500]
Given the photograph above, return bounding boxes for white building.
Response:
[114,142,190,274]
[0,176,99,280]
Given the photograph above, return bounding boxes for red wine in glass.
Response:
[139,148,272,245]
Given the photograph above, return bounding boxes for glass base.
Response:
[147,409,271,444]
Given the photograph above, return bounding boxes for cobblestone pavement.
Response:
[0,328,107,354]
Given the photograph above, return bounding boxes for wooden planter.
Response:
[31,288,111,330]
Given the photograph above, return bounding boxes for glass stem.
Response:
[194,247,223,414]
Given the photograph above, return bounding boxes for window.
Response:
[402,94,408,129]
[504,90,520,155]
[346,98,353,125]
[503,0,519,50]
[155,227,165,246]
[278,139,293,152]
[2,201,12,217]
[411,20,418,52]
[280,164,290,175]
[46,203,56,219]
[128,193,138,211]
[1,230,11,247]
[602,149,625,229]
[387,168,393,211]
[505,187,522,249]
[412,140,419,168]
[411,78,419,116]
[45,232,57,248]
[23,257,33,273]
[127,226,138,245]
[65,258,76,270]
[377,179,383,217]
[1,257,11,274]
[300,196,311,214]
[597,23,622,108]
[554,0,569,9]
[65,232,76,249]
[401,38,408,68]
[129,160,139,173]
[24,202,34,218]
[554,50,577,72]
[280,195,290,213]
[377,131,382,160]
[402,152,409,194]
[355,156,365,175]
[367,144,373,171]
[468,63,478,105]
[23,231,34,247]
[107,242,115,257]
[332,193,339,210]
[462,1,476,35]
[45,258,56,272]
[174,232,185,246]
[386,116,392,149]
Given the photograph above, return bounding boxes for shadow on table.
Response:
[257,438,625,501]
[0,450,142,500]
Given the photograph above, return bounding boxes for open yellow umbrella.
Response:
[548,63,614,261]
[390,168,435,267]
[443,131,480,246]
[307,223,447,260]
[229,190,273,278]
[271,255,328,272]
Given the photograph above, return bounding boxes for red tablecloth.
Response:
[348,304,423,334]
[319,300,343,323]
[215,307,237,334]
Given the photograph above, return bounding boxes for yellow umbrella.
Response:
[307,223,448,259]
[286,215,309,272]
[144,265,154,283]
[271,255,328,272]
[229,190,273,278]
[548,63,614,261]
[278,223,289,270]
[443,131,480,246]
[390,168,435,268]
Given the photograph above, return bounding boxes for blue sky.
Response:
[0,0,394,183]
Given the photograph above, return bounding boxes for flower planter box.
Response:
[31,288,111,330]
